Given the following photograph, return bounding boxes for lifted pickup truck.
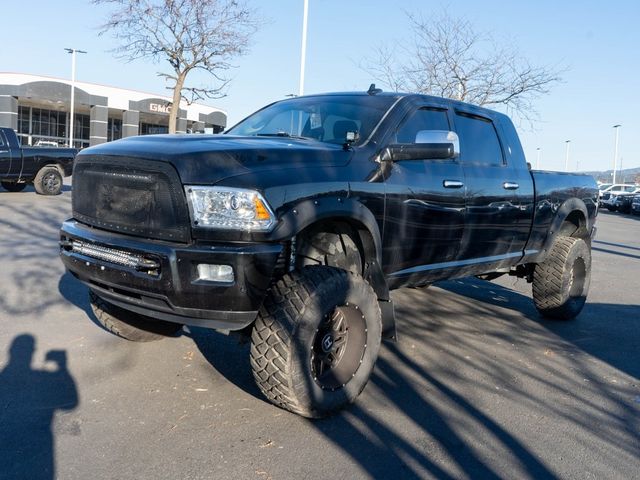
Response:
[0,127,77,195]
[60,90,598,417]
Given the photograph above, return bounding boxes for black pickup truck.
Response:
[0,127,77,195]
[60,90,598,417]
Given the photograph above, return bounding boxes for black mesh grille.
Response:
[72,155,190,242]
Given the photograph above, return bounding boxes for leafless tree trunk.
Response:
[95,0,260,133]
[362,11,563,124]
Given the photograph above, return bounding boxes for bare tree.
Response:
[95,0,260,133]
[362,11,563,123]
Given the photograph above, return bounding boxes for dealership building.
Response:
[0,73,227,148]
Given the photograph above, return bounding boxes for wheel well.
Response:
[559,210,588,239]
[294,218,388,299]
[296,219,370,272]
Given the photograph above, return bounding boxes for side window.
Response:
[0,134,4,148]
[455,112,504,166]
[395,108,449,144]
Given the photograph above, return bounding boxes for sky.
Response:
[2,0,639,173]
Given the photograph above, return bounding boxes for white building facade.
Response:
[0,73,227,148]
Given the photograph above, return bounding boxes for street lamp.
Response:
[612,124,621,184]
[564,140,571,172]
[536,147,541,169]
[64,48,87,148]
[298,0,309,96]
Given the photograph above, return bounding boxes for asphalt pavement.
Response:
[0,184,638,479]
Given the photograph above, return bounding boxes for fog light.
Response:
[196,264,234,283]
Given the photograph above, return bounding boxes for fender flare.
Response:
[540,198,590,256]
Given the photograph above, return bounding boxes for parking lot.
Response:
[0,185,638,480]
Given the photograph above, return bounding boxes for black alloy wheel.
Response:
[311,303,367,391]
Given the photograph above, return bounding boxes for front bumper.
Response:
[60,220,283,330]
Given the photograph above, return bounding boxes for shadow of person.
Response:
[0,335,79,480]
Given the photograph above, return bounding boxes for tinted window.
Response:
[455,112,504,166]
[395,108,449,143]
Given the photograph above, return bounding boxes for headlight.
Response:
[185,186,276,231]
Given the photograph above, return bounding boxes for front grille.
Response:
[72,155,190,242]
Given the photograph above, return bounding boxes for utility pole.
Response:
[64,48,87,147]
[564,140,571,172]
[612,124,621,184]
[536,147,541,169]
[298,0,309,96]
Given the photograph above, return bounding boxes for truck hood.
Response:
[79,134,351,184]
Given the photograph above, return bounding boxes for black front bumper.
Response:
[60,220,283,330]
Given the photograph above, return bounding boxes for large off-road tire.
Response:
[1,181,27,192]
[89,290,183,342]
[532,236,591,320]
[250,266,382,418]
[295,230,362,274]
[33,166,63,195]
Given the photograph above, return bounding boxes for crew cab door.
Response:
[381,104,465,286]
[452,110,526,271]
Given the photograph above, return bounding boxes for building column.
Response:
[90,105,108,146]
[176,107,188,134]
[176,118,188,134]
[0,95,18,130]
[122,110,139,137]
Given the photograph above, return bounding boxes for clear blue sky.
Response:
[2,0,639,173]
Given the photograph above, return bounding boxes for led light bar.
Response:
[70,240,159,271]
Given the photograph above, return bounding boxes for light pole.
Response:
[64,48,87,147]
[564,140,571,172]
[612,124,621,184]
[536,147,541,169]
[298,0,309,96]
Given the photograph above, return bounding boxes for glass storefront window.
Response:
[108,118,122,141]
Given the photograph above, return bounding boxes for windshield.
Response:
[226,95,398,145]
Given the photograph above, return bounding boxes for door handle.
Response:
[503,182,519,190]
[443,180,464,189]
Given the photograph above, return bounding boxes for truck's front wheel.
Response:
[89,291,183,341]
[250,266,381,418]
[532,236,591,320]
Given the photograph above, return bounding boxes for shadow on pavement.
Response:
[189,275,639,478]
[0,335,79,480]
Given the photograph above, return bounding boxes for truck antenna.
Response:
[367,84,382,95]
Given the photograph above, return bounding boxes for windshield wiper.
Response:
[256,132,311,140]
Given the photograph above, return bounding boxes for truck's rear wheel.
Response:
[1,181,27,192]
[250,266,381,418]
[34,166,63,195]
[532,236,591,320]
[89,290,183,342]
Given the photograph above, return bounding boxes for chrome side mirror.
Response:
[415,130,460,158]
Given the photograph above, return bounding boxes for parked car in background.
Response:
[631,194,640,215]
[33,139,60,147]
[614,193,635,214]
[601,186,640,210]
[0,127,77,195]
